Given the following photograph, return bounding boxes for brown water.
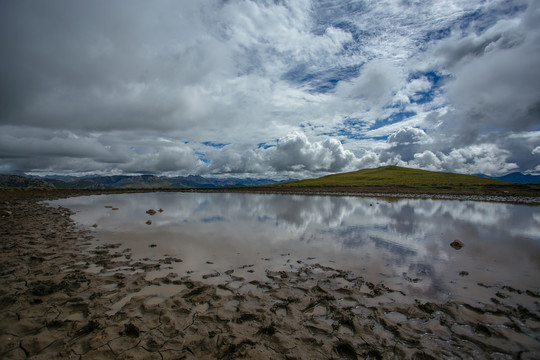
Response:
[52,192,540,305]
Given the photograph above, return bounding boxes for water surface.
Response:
[53,192,540,304]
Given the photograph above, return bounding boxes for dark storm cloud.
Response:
[0,0,221,132]
[434,0,540,138]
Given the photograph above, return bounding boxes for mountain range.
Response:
[0,174,286,189]
[0,168,538,189]
[474,172,540,184]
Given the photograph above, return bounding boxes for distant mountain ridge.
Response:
[0,175,54,188]
[475,172,540,184]
[0,174,285,189]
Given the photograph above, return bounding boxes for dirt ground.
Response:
[1,189,539,359]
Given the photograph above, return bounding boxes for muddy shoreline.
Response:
[2,185,540,204]
[1,190,539,359]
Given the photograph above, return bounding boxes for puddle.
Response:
[51,192,540,306]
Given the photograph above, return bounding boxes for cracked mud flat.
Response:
[1,192,540,359]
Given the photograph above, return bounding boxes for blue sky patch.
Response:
[257,142,275,149]
[281,64,361,94]
[370,111,417,130]
[202,141,228,148]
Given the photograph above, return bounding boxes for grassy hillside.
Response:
[271,165,513,190]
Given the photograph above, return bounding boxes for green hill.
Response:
[271,165,513,190]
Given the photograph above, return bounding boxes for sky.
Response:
[1,0,539,179]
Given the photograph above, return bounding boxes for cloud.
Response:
[120,146,201,174]
[336,60,403,105]
[0,0,538,177]
[201,132,362,178]
[0,1,233,133]
[381,127,433,165]
[432,0,540,143]
[387,127,430,145]
[410,151,442,172]
[0,130,115,161]
[268,133,356,172]
[201,144,266,175]
[435,18,526,69]
[0,126,201,175]
[401,144,519,176]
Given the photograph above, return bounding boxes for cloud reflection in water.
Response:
[54,192,540,302]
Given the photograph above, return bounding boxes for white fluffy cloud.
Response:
[268,133,355,172]
[396,145,519,176]
[201,133,361,178]
[387,127,430,145]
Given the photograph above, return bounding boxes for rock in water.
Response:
[146,220,152,225]
[146,209,157,215]
[450,240,464,250]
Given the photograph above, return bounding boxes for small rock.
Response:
[158,208,164,213]
[92,224,98,228]
[112,207,119,210]
[202,272,220,279]
[146,209,157,215]
[146,220,152,225]
[450,240,464,250]
[149,244,157,248]
[459,271,469,276]
[104,205,113,208]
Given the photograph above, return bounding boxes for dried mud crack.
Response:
[1,190,539,359]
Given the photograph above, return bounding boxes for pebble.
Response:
[450,240,464,250]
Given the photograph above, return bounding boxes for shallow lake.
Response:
[52,192,540,305]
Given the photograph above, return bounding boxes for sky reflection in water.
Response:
[53,192,540,303]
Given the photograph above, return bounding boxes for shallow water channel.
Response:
[52,192,540,305]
